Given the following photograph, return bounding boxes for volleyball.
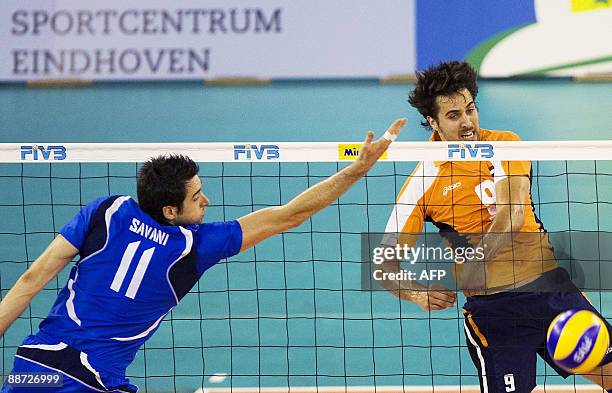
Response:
[546,309,610,374]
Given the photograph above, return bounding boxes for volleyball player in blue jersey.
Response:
[0,119,405,392]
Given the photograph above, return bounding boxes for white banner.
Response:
[478,0,612,77]
[0,0,416,81]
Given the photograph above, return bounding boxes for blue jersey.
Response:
[33,195,242,379]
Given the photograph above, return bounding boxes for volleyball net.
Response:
[1,141,611,393]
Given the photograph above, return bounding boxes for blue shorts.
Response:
[463,268,612,393]
[1,336,137,393]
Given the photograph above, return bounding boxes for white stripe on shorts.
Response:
[464,321,488,393]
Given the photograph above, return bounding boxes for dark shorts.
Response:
[1,356,101,393]
[1,335,137,393]
[463,268,612,393]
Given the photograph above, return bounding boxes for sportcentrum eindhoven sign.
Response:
[0,0,415,81]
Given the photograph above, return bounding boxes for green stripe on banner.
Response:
[465,24,533,73]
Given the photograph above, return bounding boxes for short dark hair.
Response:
[408,61,478,130]
[137,154,199,224]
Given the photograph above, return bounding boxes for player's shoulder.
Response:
[188,220,242,255]
[76,195,129,219]
[188,220,240,235]
[86,195,152,226]
[85,194,132,209]
[481,128,521,141]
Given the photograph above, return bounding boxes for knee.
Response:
[598,372,612,390]
[601,367,612,390]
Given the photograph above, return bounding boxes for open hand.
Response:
[355,118,406,172]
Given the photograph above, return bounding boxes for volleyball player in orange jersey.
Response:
[381,61,612,392]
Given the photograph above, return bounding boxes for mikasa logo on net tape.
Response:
[338,143,388,161]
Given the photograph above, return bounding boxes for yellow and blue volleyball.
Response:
[546,309,610,374]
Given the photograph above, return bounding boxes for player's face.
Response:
[428,89,480,141]
[174,175,209,225]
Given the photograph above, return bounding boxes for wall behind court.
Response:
[1,0,611,80]
[0,0,416,81]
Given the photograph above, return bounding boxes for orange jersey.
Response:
[385,129,556,289]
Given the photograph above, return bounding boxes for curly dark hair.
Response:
[137,154,199,224]
[408,61,478,130]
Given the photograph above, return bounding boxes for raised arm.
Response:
[0,235,78,337]
[238,118,406,252]
[460,173,530,291]
[480,174,530,259]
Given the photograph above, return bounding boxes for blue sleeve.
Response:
[193,220,243,274]
[59,196,110,250]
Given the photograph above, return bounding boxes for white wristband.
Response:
[383,131,397,142]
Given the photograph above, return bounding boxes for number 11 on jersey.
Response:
[110,241,155,299]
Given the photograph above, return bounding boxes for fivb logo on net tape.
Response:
[20,145,67,161]
[233,144,279,160]
[447,143,494,159]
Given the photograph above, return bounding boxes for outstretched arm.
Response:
[238,118,406,251]
[0,235,78,337]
